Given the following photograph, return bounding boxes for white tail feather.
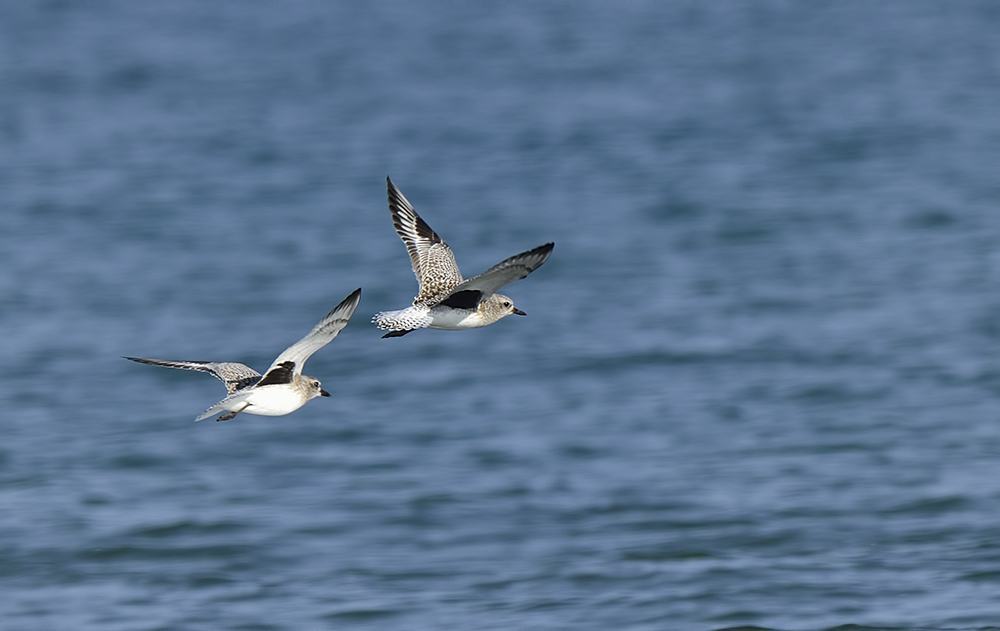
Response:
[372,307,432,332]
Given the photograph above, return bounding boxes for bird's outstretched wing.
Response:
[437,242,554,308]
[386,177,464,305]
[258,288,362,383]
[124,357,262,395]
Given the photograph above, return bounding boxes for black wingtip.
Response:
[387,179,443,245]
[386,177,405,209]
[341,287,362,306]
[326,288,362,320]
[531,242,555,266]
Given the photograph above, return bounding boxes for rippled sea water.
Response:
[3,2,1000,630]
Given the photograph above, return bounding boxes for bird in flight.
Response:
[127,288,361,421]
[373,177,553,338]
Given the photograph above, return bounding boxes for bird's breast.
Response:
[428,306,488,330]
[243,385,308,416]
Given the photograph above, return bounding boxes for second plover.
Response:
[127,288,361,421]
[373,177,553,338]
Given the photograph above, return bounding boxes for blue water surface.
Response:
[3,2,1000,630]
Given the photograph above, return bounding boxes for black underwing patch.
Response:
[438,290,482,310]
[256,361,296,386]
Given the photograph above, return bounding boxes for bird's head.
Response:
[484,293,526,320]
[302,375,330,399]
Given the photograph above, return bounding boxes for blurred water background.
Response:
[3,2,1000,630]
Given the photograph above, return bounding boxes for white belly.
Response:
[243,386,307,416]
[428,306,486,330]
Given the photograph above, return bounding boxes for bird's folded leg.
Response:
[216,403,249,422]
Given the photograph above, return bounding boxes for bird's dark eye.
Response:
[504,301,511,308]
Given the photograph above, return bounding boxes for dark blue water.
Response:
[3,2,1000,629]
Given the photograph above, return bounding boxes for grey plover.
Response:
[127,288,361,421]
[373,177,554,338]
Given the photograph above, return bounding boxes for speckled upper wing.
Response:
[124,357,262,395]
[386,177,464,305]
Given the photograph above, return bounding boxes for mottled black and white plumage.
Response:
[123,358,263,395]
[373,177,553,337]
[127,288,362,421]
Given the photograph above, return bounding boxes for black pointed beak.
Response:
[320,389,330,397]
[513,308,526,316]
